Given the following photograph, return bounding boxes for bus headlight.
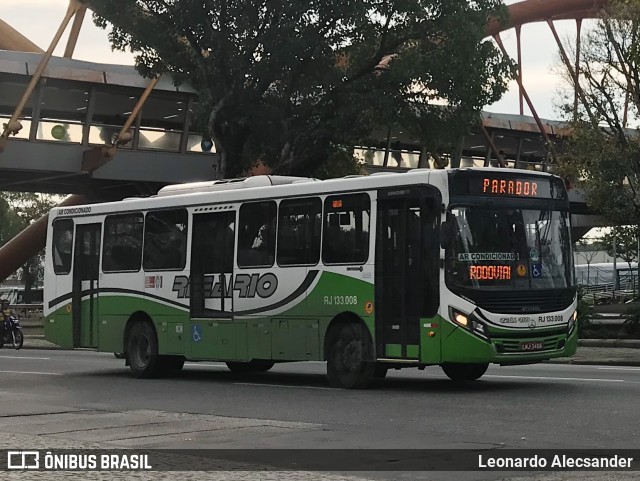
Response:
[449,307,489,340]
[450,309,469,327]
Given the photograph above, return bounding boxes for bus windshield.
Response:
[446,205,574,290]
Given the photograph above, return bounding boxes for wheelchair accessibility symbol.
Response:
[192,324,202,343]
[531,263,542,278]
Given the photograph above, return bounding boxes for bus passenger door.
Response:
[72,223,101,348]
[375,187,439,360]
[190,211,235,319]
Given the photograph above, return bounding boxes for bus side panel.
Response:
[145,272,190,355]
[99,316,127,353]
[165,318,188,355]
[235,270,374,362]
[271,318,319,360]
[44,215,75,348]
[306,270,376,360]
[234,262,311,361]
[96,293,185,354]
[441,322,495,363]
[233,258,314,361]
[96,293,137,354]
[246,318,272,360]
[45,306,74,349]
[419,314,444,364]
[189,320,247,360]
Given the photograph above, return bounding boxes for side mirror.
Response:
[440,220,455,249]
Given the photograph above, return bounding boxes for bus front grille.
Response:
[494,335,566,353]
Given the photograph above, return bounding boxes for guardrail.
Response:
[8,303,43,322]
[581,280,638,305]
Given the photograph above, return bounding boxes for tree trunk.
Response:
[217,141,248,178]
[208,93,250,178]
[274,132,331,176]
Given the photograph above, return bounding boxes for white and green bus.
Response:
[43,168,577,388]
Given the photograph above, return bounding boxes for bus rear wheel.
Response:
[441,362,489,382]
[226,360,274,373]
[326,324,375,389]
[126,322,162,379]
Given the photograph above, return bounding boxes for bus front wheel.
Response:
[326,324,375,389]
[441,362,489,382]
[126,322,162,378]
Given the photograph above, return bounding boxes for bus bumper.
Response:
[439,324,578,365]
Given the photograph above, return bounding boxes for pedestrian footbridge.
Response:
[0,50,218,198]
[0,50,604,238]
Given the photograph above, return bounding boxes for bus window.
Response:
[277,197,322,266]
[322,193,370,265]
[238,201,277,268]
[52,219,74,275]
[102,213,144,272]
[143,209,188,271]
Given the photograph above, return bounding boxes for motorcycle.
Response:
[0,315,24,350]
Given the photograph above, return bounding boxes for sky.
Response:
[1,0,586,120]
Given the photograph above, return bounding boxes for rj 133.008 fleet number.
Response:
[499,315,564,325]
[323,296,358,305]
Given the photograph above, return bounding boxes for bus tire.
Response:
[226,360,274,373]
[441,362,489,382]
[126,321,162,379]
[326,323,375,389]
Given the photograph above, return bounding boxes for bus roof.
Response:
[50,167,559,218]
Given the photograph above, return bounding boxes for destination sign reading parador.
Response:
[465,176,565,199]
[482,178,539,197]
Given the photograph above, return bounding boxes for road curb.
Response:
[21,345,66,351]
[547,359,640,367]
[578,339,640,348]
[22,344,97,351]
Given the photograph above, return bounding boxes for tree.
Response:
[601,225,639,293]
[0,196,21,247]
[556,0,640,225]
[86,0,514,177]
[601,226,638,268]
[0,193,56,302]
[575,237,602,285]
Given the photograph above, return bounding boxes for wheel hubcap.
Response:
[134,334,150,367]
[341,341,362,372]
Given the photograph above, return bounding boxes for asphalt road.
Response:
[0,349,639,481]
